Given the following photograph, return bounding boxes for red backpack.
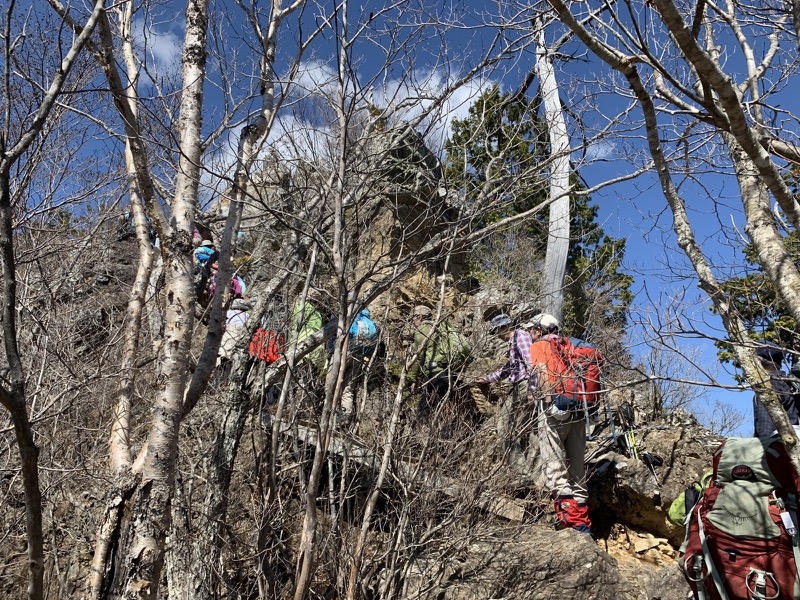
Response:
[249,328,285,364]
[532,335,603,410]
[681,437,800,600]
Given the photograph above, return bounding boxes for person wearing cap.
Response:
[407,305,452,422]
[193,239,216,266]
[752,342,800,438]
[528,312,592,536]
[476,314,533,472]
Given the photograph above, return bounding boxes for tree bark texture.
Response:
[536,21,571,322]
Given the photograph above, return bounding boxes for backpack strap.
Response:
[683,554,709,600]
[745,570,779,600]
[696,503,732,600]
[785,493,800,598]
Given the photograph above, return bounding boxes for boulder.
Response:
[588,422,723,546]
[401,526,687,599]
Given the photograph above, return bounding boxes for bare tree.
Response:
[2,1,657,598]
[535,16,572,321]
[0,2,108,598]
[546,0,800,464]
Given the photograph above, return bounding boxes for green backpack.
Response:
[421,321,473,372]
[667,469,714,527]
[441,322,472,368]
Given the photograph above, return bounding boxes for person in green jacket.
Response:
[408,305,455,422]
[290,294,325,372]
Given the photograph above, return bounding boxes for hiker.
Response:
[290,293,325,373]
[475,314,534,473]
[752,342,800,438]
[528,313,592,535]
[407,305,472,423]
[217,297,253,382]
[193,239,216,266]
[338,304,382,423]
[231,274,246,299]
[116,210,135,241]
[193,240,218,304]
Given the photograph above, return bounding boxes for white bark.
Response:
[547,0,800,464]
[535,19,571,322]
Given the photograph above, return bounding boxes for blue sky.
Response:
[121,0,798,434]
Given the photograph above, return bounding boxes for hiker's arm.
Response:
[527,365,542,402]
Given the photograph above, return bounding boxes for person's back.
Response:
[193,242,216,266]
[407,306,456,422]
[529,313,593,536]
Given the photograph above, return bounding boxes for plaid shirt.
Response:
[486,328,532,384]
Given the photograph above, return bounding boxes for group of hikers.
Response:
[209,271,603,536]
[194,217,800,549]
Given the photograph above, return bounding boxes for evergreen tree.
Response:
[716,166,800,372]
[444,86,632,336]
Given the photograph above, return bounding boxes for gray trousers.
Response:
[538,402,587,502]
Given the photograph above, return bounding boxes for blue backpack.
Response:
[349,309,380,356]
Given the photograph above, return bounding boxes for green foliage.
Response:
[715,167,800,373]
[443,86,633,334]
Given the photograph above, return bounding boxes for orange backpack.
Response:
[531,335,603,409]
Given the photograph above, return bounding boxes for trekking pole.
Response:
[583,396,592,439]
[640,452,663,487]
[618,401,638,460]
[604,392,617,443]
[626,428,639,460]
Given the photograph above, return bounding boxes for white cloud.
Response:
[373,69,494,154]
[132,17,183,84]
[290,59,339,100]
[583,139,617,161]
[198,60,495,202]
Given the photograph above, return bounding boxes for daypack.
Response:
[249,328,285,364]
[668,469,714,527]
[415,321,473,375]
[680,437,800,600]
[427,321,472,370]
[248,295,289,365]
[349,310,381,356]
[532,335,603,411]
[442,322,472,368]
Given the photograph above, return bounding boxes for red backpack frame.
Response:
[545,336,603,407]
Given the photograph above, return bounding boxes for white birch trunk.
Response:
[535,21,571,322]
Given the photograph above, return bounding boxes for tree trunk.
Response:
[536,21,571,322]
[0,163,44,600]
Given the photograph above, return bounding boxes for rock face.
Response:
[403,526,687,599]
[588,419,724,547]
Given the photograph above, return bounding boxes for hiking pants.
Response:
[416,370,451,422]
[341,355,369,415]
[538,402,587,503]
